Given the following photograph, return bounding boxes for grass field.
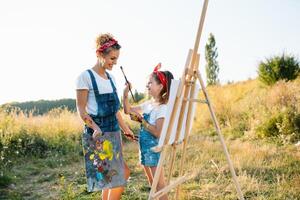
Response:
[1,78,300,199]
[1,133,300,200]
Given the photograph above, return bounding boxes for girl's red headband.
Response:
[153,63,167,89]
[96,39,118,53]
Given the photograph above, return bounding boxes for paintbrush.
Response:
[120,66,136,102]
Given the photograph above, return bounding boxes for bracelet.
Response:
[83,116,92,127]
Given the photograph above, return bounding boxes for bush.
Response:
[8,132,49,157]
[0,174,12,187]
[258,53,300,85]
[256,108,300,143]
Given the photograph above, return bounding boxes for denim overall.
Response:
[82,69,126,192]
[139,113,160,166]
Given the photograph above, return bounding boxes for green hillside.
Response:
[1,98,76,115]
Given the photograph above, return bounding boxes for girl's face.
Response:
[146,75,163,99]
[98,50,120,70]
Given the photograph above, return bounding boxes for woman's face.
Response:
[99,50,120,70]
[146,75,163,99]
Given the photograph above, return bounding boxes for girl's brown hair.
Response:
[152,71,174,104]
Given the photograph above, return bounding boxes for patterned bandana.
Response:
[96,39,118,53]
[153,63,167,89]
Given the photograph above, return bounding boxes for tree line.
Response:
[1,99,76,115]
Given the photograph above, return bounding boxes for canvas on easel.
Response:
[148,0,245,199]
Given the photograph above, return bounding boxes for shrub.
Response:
[258,53,300,85]
[8,132,49,157]
[0,174,12,187]
[256,107,300,143]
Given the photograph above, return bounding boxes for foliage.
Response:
[205,33,219,86]
[0,108,82,171]
[133,89,145,103]
[1,98,76,115]
[258,53,300,85]
[194,77,300,143]
[256,107,300,143]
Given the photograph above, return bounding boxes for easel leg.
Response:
[166,49,194,185]
[196,70,245,200]
[148,146,168,200]
[175,55,200,200]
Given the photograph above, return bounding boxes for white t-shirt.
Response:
[76,69,118,115]
[140,100,167,125]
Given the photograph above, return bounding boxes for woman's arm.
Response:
[76,89,102,138]
[116,111,131,133]
[142,118,164,138]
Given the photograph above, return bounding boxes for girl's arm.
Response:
[76,89,102,138]
[142,118,164,138]
[123,83,142,114]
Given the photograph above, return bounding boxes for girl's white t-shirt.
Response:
[75,69,117,115]
[140,100,167,125]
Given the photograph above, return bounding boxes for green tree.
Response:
[205,33,219,86]
[130,89,145,103]
[258,53,300,85]
[1,98,76,115]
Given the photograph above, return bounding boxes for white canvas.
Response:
[155,79,199,149]
[178,83,199,142]
[157,79,181,147]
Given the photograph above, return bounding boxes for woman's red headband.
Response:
[153,63,167,89]
[96,39,118,53]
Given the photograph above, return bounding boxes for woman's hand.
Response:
[92,125,102,140]
[83,114,102,140]
[123,128,138,142]
[83,114,93,127]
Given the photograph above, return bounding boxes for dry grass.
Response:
[1,77,300,199]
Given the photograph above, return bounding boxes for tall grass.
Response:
[1,77,300,199]
[0,108,82,178]
[194,77,300,143]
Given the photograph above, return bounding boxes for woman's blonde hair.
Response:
[95,33,121,55]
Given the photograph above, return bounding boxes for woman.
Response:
[76,33,134,200]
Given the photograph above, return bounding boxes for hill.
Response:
[0,98,76,115]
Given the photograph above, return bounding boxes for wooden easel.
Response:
[148,0,245,199]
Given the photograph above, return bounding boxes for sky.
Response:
[0,0,300,105]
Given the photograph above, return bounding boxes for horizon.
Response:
[1,0,300,105]
[1,78,258,106]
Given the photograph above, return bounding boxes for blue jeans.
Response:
[139,114,160,166]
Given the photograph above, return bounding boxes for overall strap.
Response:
[106,72,121,111]
[87,69,102,115]
[106,72,117,92]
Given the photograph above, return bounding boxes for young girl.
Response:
[123,63,173,200]
[76,33,134,200]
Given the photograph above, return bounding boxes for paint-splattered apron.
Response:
[82,70,126,192]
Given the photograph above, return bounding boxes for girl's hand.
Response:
[123,82,132,96]
[129,112,143,123]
